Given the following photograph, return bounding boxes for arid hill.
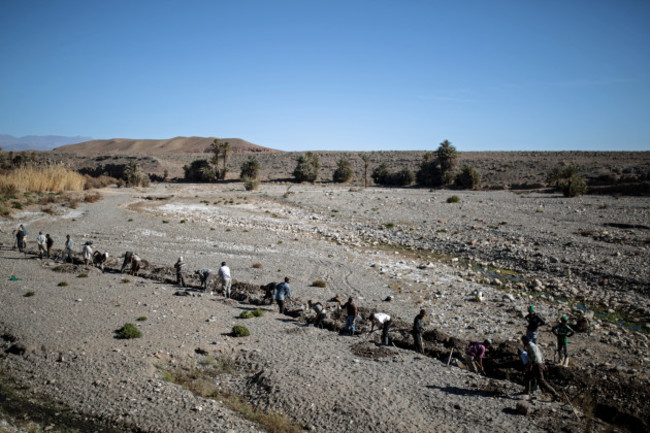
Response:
[53,136,279,155]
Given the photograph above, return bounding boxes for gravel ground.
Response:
[1,182,648,432]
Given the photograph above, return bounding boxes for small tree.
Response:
[332,158,353,183]
[371,162,390,185]
[548,165,587,197]
[240,156,261,180]
[293,152,319,183]
[416,152,443,187]
[455,165,481,189]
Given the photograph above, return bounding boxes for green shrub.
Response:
[446,195,461,203]
[332,158,353,183]
[293,152,319,183]
[239,311,254,319]
[243,176,259,191]
[372,164,414,186]
[184,159,216,182]
[251,309,264,317]
[311,280,326,288]
[561,176,588,198]
[24,291,35,297]
[180,219,186,224]
[384,222,395,229]
[240,156,261,180]
[57,281,68,287]
[115,323,142,339]
[136,316,147,321]
[455,165,481,189]
[77,273,88,278]
[162,220,169,223]
[232,325,250,337]
[52,265,64,272]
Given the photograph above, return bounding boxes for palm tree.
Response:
[360,154,371,188]
[437,140,458,174]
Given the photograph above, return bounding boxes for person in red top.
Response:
[465,339,492,374]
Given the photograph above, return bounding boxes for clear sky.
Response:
[1,0,649,151]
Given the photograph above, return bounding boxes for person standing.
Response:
[218,261,232,298]
[465,339,491,374]
[369,312,392,346]
[82,241,93,265]
[63,234,74,263]
[36,231,46,259]
[45,234,54,258]
[522,335,559,398]
[16,226,26,253]
[413,309,426,354]
[525,306,546,344]
[552,316,575,367]
[273,277,292,314]
[339,297,358,336]
[174,257,187,287]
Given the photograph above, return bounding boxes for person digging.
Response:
[465,339,491,375]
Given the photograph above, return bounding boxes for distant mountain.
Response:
[53,136,280,155]
[0,135,93,151]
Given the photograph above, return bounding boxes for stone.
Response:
[516,401,530,415]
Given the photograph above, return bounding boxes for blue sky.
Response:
[1,0,648,151]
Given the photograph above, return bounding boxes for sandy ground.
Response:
[1,182,648,432]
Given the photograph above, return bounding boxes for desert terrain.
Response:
[1,179,649,432]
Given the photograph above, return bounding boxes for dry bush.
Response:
[84,192,102,203]
[84,174,117,190]
[252,263,263,269]
[67,196,81,209]
[0,166,85,193]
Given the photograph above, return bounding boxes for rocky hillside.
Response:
[52,136,279,155]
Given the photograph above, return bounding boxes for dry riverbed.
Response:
[1,183,648,432]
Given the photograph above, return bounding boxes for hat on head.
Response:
[561,316,568,322]
[528,306,535,312]
[484,338,492,346]
[179,257,183,262]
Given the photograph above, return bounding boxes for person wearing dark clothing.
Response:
[195,269,213,292]
[261,282,276,304]
[413,309,426,354]
[174,257,187,287]
[552,316,575,367]
[273,277,291,314]
[525,306,546,344]
[45,234,54,258]
[16,229,26,253]
[338,297,358,336]
[121,251,134,273]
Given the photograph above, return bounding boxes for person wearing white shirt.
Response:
[369,312,392,346]
[218,262,232,298]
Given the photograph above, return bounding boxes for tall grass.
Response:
[0,166,86,193]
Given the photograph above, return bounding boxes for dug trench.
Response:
[15,251,650,432]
